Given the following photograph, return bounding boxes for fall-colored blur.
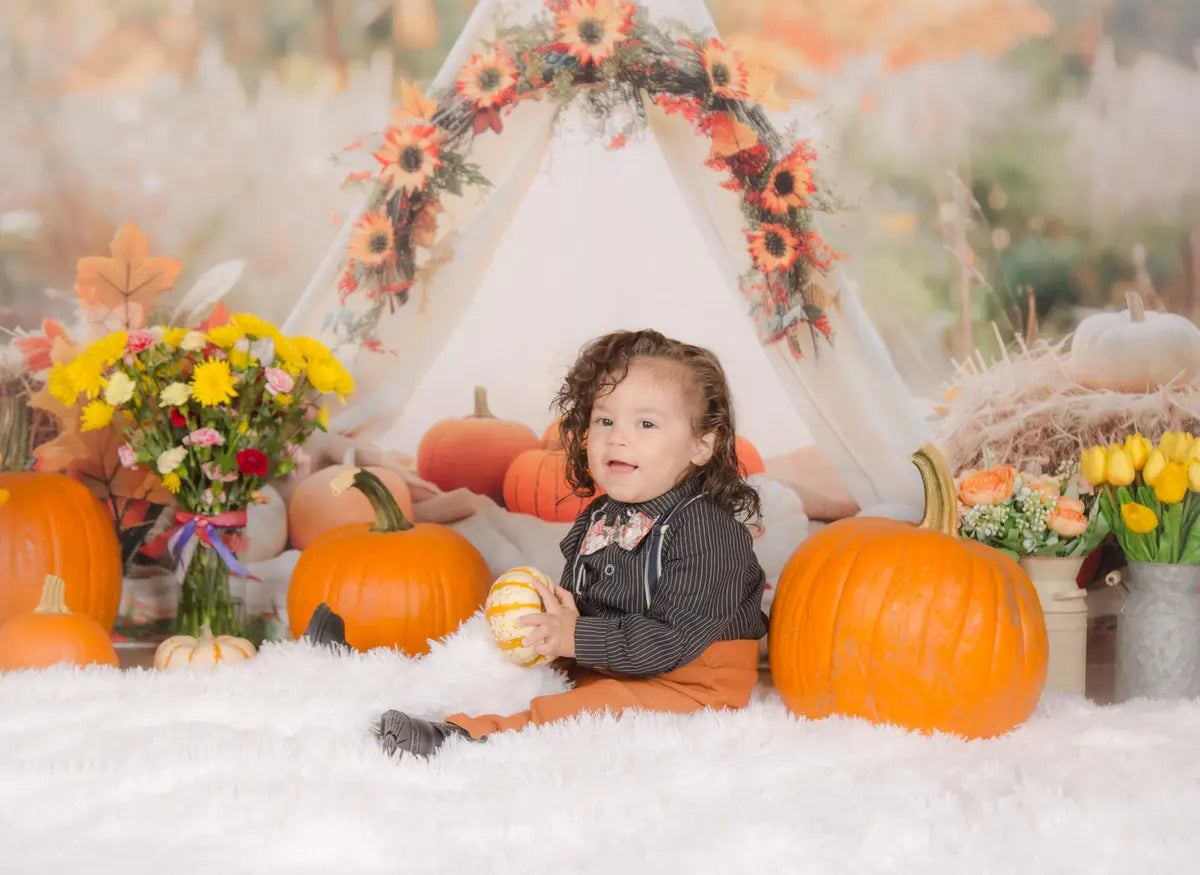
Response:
[2,0,1199,392]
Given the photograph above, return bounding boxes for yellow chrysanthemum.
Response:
[292,336,335,365]
[333,367,355,399]
[317,405,330,429]
[206,325,243,350]
[190,359,238,407]
[1121,502,1159,534]
[275,393,293,408]
[68,353,107,400]
[161,472,181,494]
[80,400,115,431]
[231,313,279,339]
[228,347,250,370]
[275,338,305,377]
[48,363,78,406]
[91,331,128,366]
[305,357,340,394]
[162,327,188,348]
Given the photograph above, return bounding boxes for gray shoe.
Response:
[374,710,475,758]
[302,603,352,653]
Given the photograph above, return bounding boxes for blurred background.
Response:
[2,0,1199,400]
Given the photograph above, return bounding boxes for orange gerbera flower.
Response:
[373,124,442,194]
[456,45,519,109]
[556,0,635,66]
[761,147,816,214]
[347,210,395,267]
[748,223,800,273]
[702,39,749,99]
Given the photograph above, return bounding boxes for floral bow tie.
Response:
[580,511,657,555]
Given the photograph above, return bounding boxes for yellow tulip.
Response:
[1125,434,1151,471]
[1187,440,1200,465]
[1121,502,1159,534]
[1106,444,1135,486]
[1169,433,1194,463]
[1143,449,1167,487]
[1080,445,1107,486]
[1189,460,1200,493]
[1154,461,1189,504]
[1159,432,1178,459]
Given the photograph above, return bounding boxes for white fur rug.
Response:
[3,615,1200,875]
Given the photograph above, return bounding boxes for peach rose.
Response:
[1025,475,1060,503]
[1048,496,1087,538]
[958,466,1017,506]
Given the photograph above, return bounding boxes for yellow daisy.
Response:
[373,124,443,195]
[80,400,115,431]
[556,0,635,66]
[190,359,239,407]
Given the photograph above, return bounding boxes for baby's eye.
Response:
[637,420,656,429]
[593,417,613,427]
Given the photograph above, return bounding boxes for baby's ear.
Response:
[691,431,716,467]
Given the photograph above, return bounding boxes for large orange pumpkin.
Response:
[768,443,1047,739]
[417,386,542,505]
[503,448,597,523]
[0,472,122,631]
[286,461,415,550]
[0,574,120,671]
[735,436,765,476]
[287,469,491,654]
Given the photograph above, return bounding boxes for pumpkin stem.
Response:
[1126,290,1145,323]
[198,621,214,641]
[910,442,958,536]
[352,468,415,532]
[34,574,71,615]
[470,385,494,419]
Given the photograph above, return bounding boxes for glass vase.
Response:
[176,538,245,638]
[1114,561,1200,702]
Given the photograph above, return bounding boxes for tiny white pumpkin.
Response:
[1071,291,1200,392]
[154,622,256,670]
[485,566,551,667]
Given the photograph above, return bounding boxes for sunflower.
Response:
[456,45,518,109]
[556,0,635,66]
[761,147,816,214]
[190,359,238,407]
[702,39,749,99]
[347,210,395,268]
[373,124,442,195]
[748,223,801,273]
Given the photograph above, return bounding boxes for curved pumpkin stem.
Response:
[1126,290,1146,323]
[470,386,495,419]
[910,443,958,536]
[34,574,71,615]
[351,469,415,533]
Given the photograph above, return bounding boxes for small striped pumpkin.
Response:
[485,566,552,667]
[154,622,256,670]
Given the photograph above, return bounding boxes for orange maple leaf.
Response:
[709,114,760,158]
[13,318,70,373]
[75,221,182,331]
[390,79,439,124]
[197,299,231,330]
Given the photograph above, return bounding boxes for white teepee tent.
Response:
[281,0,930,513]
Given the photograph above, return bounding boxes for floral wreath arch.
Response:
[329,0,843,363]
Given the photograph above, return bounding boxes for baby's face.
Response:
[586,358,714,504]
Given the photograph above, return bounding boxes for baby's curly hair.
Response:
[551,329,762,523]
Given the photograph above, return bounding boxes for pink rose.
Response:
[126,330,156,354]
[264,367,294,395]
[117,443,138,469]
[202,461,238,483]
[1048,497,1088,538]
[184,427,225,448]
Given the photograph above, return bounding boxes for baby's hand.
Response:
[517,581,579,659]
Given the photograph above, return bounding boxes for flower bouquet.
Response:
[956,463,1108,561]
[49,314,354,636]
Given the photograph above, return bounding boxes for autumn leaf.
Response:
[390,79,439,124]
[75,221,182,332]
[709,113,760,158]
[197,299,232,330]
[13,318,70,373]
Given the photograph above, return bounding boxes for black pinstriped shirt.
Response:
[560,474,768,677]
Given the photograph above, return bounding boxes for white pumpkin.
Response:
[154,623,256,670]
[1071,291,1200,392]
[238,484,288,563]
[485,566,552,667]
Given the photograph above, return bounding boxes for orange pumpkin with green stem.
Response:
[768,443,1048,739]
[0,472,123,630]
[287,468,491,654]
[0,574,120,670]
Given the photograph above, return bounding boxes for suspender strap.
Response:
[570,501,609,596]
[641,494,704,609]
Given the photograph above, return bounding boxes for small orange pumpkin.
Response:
[0,472,122,630]
[735,436,765,476]
[287,468,491,654]
[503,449,598,523]
[286,454,415,550]
[768,443,1048,739]
[416,386,542,505]
[0,574,120,671]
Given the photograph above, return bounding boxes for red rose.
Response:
[169,409,187,427]
[236,448,268,477]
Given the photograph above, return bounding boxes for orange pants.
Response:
[444,639,760,739]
